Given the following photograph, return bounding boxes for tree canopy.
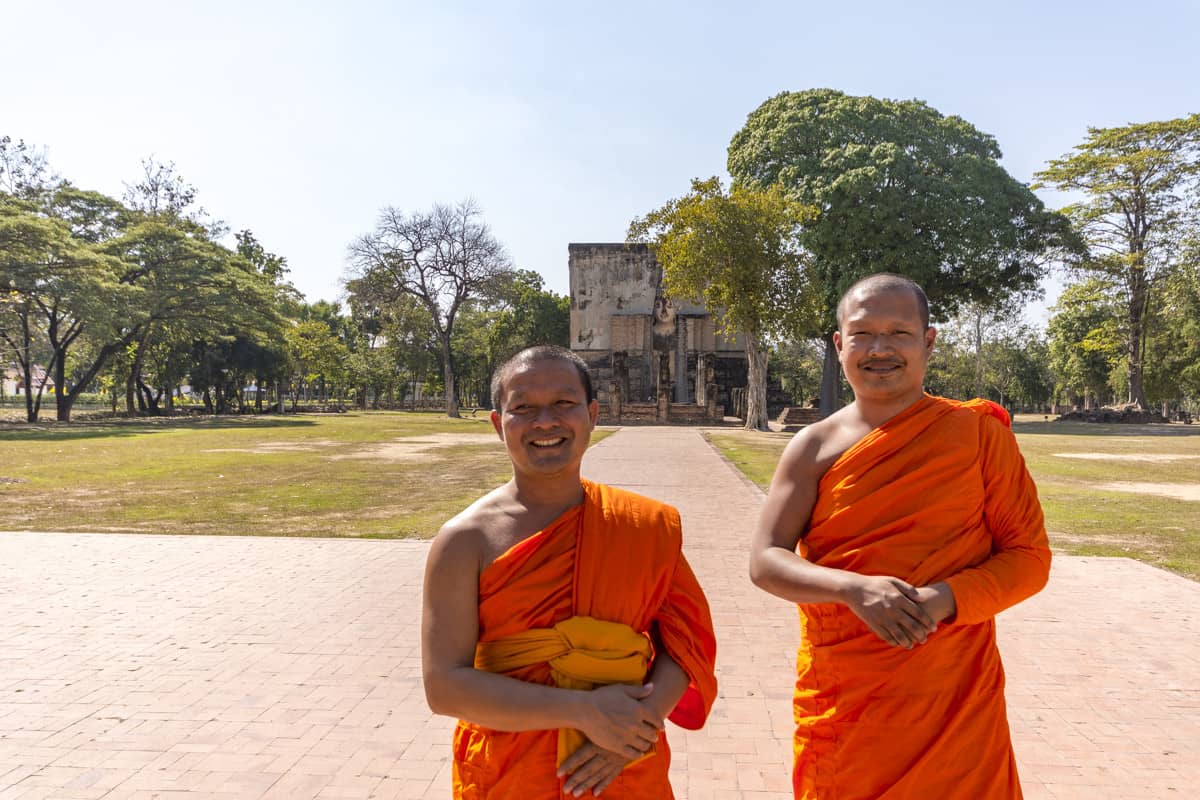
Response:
[347,200,514,417]
[1034,114,1200,409]
[629,177,820,430]
[727,89,1078,411]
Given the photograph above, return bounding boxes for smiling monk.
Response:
[422,345,717,799]
[749,274,1050,799]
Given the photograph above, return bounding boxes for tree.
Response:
[285,319,349,408]
[629,177,821,430]
[0,136,56,201]
[0,189,131,422]
[347,200,514,417]
[728,89,1078,414]
[1045,279,1125,410]
[1034,114,1200,409]
[451,270,570,407]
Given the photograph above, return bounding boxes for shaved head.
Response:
[836,274,930,330]
[490,345,595,411]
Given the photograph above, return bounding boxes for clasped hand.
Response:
[846,576,953,649]
[559,683,663,797]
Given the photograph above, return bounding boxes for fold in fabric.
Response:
[793,394,1050,800]
[452,480,718,800]
[474,615,653,766]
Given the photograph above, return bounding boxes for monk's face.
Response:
[834,287,937,405]
[490,358,599,478]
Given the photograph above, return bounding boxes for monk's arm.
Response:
[643,630,691,721]
[420,525,661,759]
[940,418,1051,626]
[749,429,935,648]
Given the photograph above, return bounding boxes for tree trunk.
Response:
[743,331,770,431]
[974,313,984,398]
[14,310,38,422]
[1126,257,1150,409]
[819,332,841,417]
[441,333,460,418]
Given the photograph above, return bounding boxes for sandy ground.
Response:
[331,433,501,462]
[1095,481,1200,501]
[1055,452,1200,462]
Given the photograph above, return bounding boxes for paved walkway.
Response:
[1,427,1197,799]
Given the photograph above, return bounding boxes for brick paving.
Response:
[1,426,1197,799]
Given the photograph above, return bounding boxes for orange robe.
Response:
[452,479,718,799]
[794,394,1050,799]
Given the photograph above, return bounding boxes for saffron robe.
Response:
[793,395,1050,800]
[452,479,719,799]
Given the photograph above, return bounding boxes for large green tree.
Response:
[1034,114,1200,409]
[348,200,514,418]
[629,177,821,430]
[728,89,1077,413]
[1045,279,1125,410]
[0,189,132,421]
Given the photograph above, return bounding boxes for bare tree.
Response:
[347,200,513,417]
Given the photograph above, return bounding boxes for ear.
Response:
[490,409,503,439]
[587,398,599,428]
[924,326,937,353]
[833,330,844,354]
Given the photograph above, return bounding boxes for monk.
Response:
[749,274,1051,799]
[422,345,718,799]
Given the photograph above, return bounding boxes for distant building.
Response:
[1,363,54,397]
[568,243,747,421]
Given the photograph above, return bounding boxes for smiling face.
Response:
[490,357,599,481]
[834,285,937,408]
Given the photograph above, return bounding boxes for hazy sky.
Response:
[4,0,1198,322]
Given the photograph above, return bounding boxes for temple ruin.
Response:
[568,243,748,423]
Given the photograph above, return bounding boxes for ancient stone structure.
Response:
[569,243,747,423]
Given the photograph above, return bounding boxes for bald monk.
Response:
[749,274,1051,799]
[423,345,718,799]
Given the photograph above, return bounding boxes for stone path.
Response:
[1,426,1197,799]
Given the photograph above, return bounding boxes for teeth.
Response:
[531,438,565,447]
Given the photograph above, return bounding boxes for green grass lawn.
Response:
[0,412,611,539]
[706,418,1200,581]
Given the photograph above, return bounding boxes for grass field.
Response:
[705,417,1200,581]
[0,412,610,539]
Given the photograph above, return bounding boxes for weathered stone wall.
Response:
[568,244,742,354]
[569,243,748,420]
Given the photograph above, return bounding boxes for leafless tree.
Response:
[347,200,513,417]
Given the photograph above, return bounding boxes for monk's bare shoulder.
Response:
[779,405,873,484]
[428,487,510,573]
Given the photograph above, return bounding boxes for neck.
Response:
[508,469,586,513]
[851,389,928,429]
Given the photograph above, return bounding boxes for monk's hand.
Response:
[914,581,957,625]
[843,575,937,649]
[578,683,663,760]
[558,741,628,797]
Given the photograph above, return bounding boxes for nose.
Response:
[867,335,890,356]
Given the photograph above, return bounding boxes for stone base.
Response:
[600,402,720,426]
[777,406,823,431]
[1056,408,1169,424]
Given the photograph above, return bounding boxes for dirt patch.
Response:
[1094,482,1200,502]
[1055,452,1200,463]
[332,433,501,463]
[203,439,340,454]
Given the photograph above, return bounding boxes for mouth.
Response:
[529,437,568,448]
[861,361,902,374]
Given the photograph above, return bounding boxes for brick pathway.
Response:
[1,426,1197,799]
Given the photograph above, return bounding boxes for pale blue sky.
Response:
[4,0,1198,321]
